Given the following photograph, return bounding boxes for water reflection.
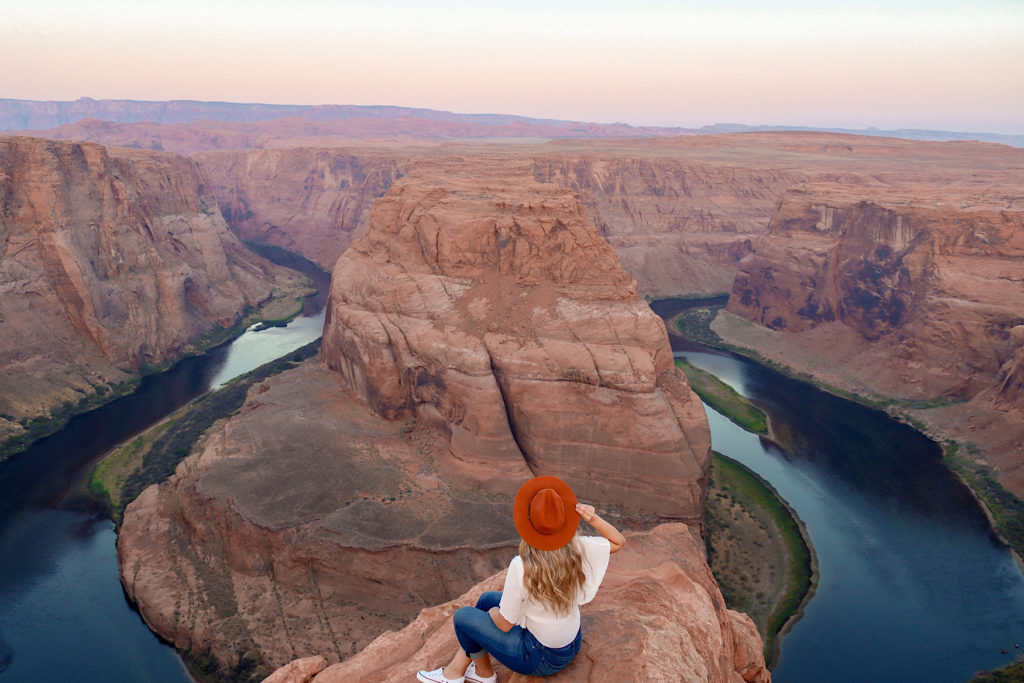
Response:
[0,246,331,682]
[676,343,1024,682]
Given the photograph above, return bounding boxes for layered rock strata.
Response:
[0,136,277,444]
[119,361,520,676]
[19,123,1024,301]
[197,143,804,297]
[196,134,1024,301]
[321,160,710,518]
[118,162,720,678]
[195,148,404,271]
[267,524,770,683]
[532,155,807,297]
[722,182,1024,492]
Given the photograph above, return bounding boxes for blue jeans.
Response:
[453,591,581,677]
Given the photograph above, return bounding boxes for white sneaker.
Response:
[416,667,464,683]
[466,661,497,683]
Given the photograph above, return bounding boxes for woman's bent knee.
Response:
[453,605,478,628]
[475,591,502,611]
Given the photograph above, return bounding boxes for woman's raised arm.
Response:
[575,503,626,554]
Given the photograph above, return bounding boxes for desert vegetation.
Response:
[675,359,768,435]
[705,452,815,664]
[90,340,322,523]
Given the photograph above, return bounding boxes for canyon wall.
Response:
[0,136,279,446]
[728,185,1024,399]
[321,160,710,516]
[532,153,809,296]
[196,135,1016,300]
[117,162,739,680]
[195,141,814,296]
[721,181,1024,492]
[194,148,404,271]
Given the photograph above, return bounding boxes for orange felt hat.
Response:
[513,475,579,551]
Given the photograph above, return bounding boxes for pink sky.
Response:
[3,1,1023,133]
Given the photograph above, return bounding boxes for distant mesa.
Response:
[2,97,1020,147]
[0,97,693,140]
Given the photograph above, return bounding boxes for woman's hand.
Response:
[575,503,626,553]
[575,503,597,523]
[488,606,514,632]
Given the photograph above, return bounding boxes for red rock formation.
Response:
[532,155,807,297]
[720,179,1024,494]
[985,328,1024,414]
[727,184,1024,401]
[264,656,328,683]
[321,160,710,518]
[195,148,404,271]
[196,134,1024,300]
[0,136,277,444]
[266,524,769,683]
[193,146,806,330]
[119,361,521,677]
[196,142,808,296]
[118,162,723,680]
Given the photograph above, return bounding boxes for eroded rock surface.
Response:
[532,154,807,297]
[196,148,404,271]
[321,160,710,518]
[119,361,519,677]
[722,179,1024,493]
[197,134,1024,302]
[0,136,277,445]
[118,162,718,679]
[267,524,769,683]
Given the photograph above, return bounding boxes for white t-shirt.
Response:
[498,536,611,648]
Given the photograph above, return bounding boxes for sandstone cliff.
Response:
[721,180,1024,492]
[0,136,278,446]
[728,184,1024,398]
[196,142,806,297]
[195,148,405,271]
[266,524,769,683]
[196,134,1022,301]
[117,162,731,680]
[119,360,519,676]
[321,160,710,517]
[532,154,808,297]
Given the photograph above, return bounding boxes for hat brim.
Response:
[513,475,579,551]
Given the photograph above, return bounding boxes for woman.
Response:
[417,475,626,683]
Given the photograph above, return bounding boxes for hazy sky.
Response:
[2,0,1023,133]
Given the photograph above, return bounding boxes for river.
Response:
[0,249,330,682]
[652,298,1024,682]
[1,289,1022,681]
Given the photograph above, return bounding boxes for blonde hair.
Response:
[518,537,586,616]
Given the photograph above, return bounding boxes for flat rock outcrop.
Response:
[266,524,769,683]
[118,162,721,679]
[119,360,520,678]
[0,136,278,446]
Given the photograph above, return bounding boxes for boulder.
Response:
[266,524,770,683]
